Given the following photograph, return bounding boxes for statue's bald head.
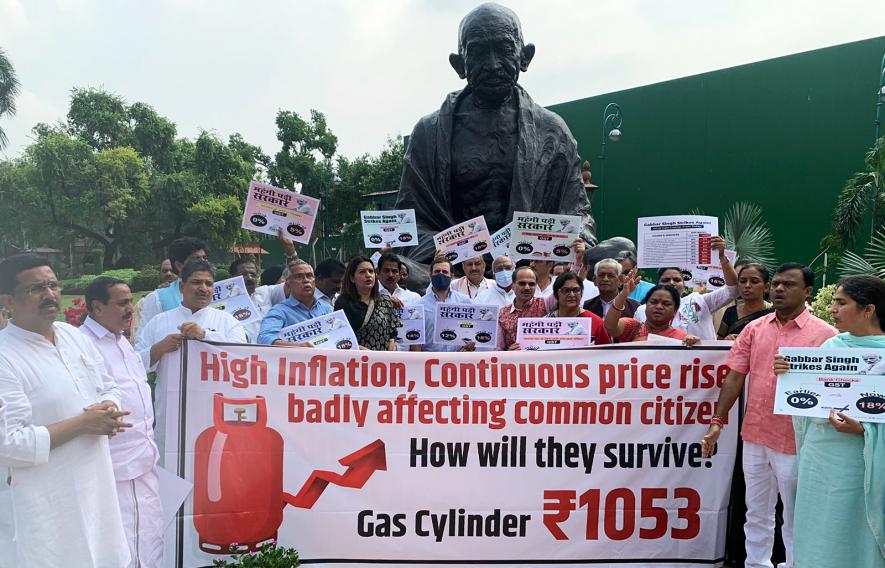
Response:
[449,3,535,107]
[457,3,523,55]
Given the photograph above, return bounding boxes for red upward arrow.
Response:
[283,439,387,509]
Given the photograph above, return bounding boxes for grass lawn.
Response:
[58,290,150,321]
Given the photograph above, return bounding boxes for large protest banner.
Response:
[165,342,737,567]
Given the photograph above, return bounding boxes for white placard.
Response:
[516,317,593,350]
[360,209,418,249]
[637,215,718,268]
[509,212,582,262]
[432,215,492,264]
[209,276,261,325]
[432,302,498,348]
[680,250,737,289]
[491,223,512,259]
[396,305,425,346]
[158,466,194,530]
[277,310,360,350]
[774,347,885,423]
[241,181,319,244]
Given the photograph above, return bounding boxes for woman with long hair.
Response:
[718,262,773,339]
[604,271,699,345]
[334,255,401,351]
[546,271,610,345]
[774,275,885,567]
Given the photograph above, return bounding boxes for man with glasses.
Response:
[0,254,131,567]
[584,258,639,318]
[257,260,333,345]
[616,251,654,303]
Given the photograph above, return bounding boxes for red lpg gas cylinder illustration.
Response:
[194,394,284,554]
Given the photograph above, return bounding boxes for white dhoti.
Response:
[117,468,164,568]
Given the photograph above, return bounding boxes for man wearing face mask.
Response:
[414,256,475,352]
[475,255,515,308]
[81,277,163,568]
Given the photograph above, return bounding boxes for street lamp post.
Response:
[598,102,622,194]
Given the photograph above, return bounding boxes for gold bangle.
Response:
[612,303,625,311]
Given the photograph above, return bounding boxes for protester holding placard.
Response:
[700,263,836,568]
[334,255,401,351]
[475,255,515,308]
[546,271,610,345]
[772,275,885,568]
[229,257,264,342]
[416,256,474,352]
[634,236,738,340]
[257,260,333,346]
[718,262,773,339]
[497,265,549,350]
[451,256,495,299]
[603,271,699,345]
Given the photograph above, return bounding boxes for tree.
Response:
[268,109,337,195]
[828,137,885,250]
[0,47,21,150]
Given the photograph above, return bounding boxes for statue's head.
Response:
[449,3,535,107]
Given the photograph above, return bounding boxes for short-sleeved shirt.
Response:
[497,297,549,349]
[724,309,837,454]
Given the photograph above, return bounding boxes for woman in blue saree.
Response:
[775,275,885,567]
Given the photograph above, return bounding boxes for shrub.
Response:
[213,544,299,567]
[131,268,163,292]
[215,268,230,281]
[810,284,836,325]
[100,268,138,285]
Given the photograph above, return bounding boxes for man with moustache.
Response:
[81,277,163,568]
[257,259,333,346]
[136,259,245,460]
[377,253,421,305]
[451,256,495,299]
[496,265,548,350]
[700,263,837,568]
[229,256,265,342]
[584,258,639,319]
[0,254,131,567]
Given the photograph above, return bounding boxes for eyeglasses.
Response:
[19,281,63,296]
[290,273,315,282]
[559,287,583,296]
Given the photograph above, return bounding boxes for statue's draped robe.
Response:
[396,86,597,277]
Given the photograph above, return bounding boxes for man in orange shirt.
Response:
[701,263,837,568]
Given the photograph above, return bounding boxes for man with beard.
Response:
[81,277,162,568]
[0,254,130,567]
[700,263,837,568]
[414,256,474,352]
[257,260,333,346]
[136,259,245,460]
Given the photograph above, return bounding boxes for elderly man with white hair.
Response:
[584,258,640,319]
[475,255,515,308]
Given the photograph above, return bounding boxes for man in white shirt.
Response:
[81,277,163,568]
[633,236,739,340]
[137,259,246,461]
[0,254,130,568]
[229,257,266,342]
[451,256,495,299]
[378,253,421,305]
[475,255,515,308]
[134,236,209,337]
[314,258,346,309]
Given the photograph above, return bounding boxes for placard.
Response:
[432,302,498,347]
[396,305,425,346]
[241,181,319,244]
[637,215,718,268]
[680,250,737,289]
[491,223,512,259]
[774,347,885,423]
[277,310,359,350]
[515,317,593,350]
[432,215,492,264]
[360,209,418,249]
[509,212,581,262]
[165,343,738,567]
[209,276,261,325]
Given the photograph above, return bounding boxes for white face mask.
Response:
[494,270,513,288]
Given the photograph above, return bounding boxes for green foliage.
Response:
[214,267,230,281]
[827,137,885,250]
[213,545,299,567]
[130,267,162,292]
[838,229,885,278]
[810,284,837,325]
[0,46,21,150]
[721,201,777,270]
[100,268,138,283]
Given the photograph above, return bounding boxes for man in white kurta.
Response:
[136,260,246,462]
[81,277,163,568]
[0,254,130,568]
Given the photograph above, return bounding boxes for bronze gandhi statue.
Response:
[395,3,631,285]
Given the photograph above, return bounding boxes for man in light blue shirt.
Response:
[415,256,475,352]
[258,260,333,345]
